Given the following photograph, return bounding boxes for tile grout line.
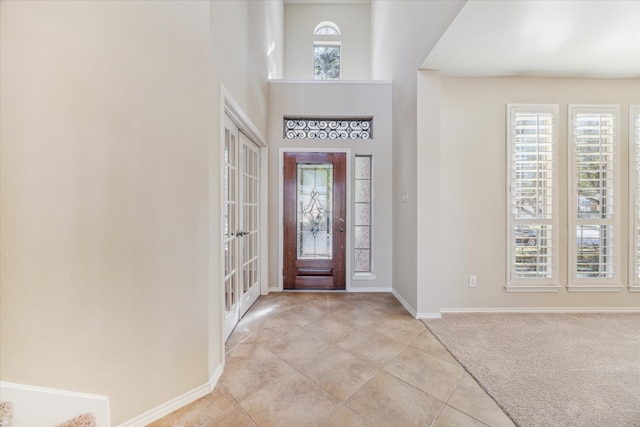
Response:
[219,382,260,427]
[275,306,392,427]
[223,294,479,427]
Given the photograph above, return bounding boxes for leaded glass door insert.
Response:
[284,152,346,290]
[297,164,333,260]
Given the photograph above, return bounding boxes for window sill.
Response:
[628,285,640,293]
[352,273,376,281]
[567,284,624,292]
[505,285,562,293]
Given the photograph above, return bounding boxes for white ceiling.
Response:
[421,0,640,78]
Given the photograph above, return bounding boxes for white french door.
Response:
[223,115,261,340]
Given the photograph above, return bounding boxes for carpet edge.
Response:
[422,319,521,427]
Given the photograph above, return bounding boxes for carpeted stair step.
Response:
[0,401,13,427]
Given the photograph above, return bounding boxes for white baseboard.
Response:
[417,312,442,319]
[269,286,393,293]
[120,362,223,427]
[391,289,418,318]
[440,307,640,313]
[0,381,110,427]
[349,287,392,293]
[209,363,224,391]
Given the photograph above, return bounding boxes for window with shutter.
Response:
[568,105,622,291]
[506,105,560,291]
[631,106,640,291]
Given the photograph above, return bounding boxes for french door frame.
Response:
[218,87,269,349]
[278,148,352,292]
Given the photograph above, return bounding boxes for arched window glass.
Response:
[314,21,340,36]
[313,21,340,80]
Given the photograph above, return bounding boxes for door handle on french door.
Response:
[236,231,247,237]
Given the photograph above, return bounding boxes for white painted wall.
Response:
[284,3,370,80]
[0,1,282,424]
[416,70,443,317]
[267,81,392,291]
[208,0,283,381]
[417,74,640,312]
[370,0,466,311]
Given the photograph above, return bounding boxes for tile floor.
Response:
[150,292,515,427]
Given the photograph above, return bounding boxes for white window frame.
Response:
[506,104,561,292]
[314,21,340,36]
[630,105,640,291]
[313,20,341,80]
[568,105,623,292]
[313,42,341,80]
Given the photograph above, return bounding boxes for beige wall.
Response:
[0,0,282,424]
[267,81,393,291]
[417,74,640,312]
[284,3,370,80]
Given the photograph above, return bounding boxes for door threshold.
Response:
[282,289,348,293]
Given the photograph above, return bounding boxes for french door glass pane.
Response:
[297,163,333,259]
[241,144,259,294]
[224,129,237,312]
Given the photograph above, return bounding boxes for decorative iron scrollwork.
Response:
[284,117,372,140]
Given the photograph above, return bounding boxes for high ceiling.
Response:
[422,0,640,78]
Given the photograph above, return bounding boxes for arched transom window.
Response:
[314,21,340,36]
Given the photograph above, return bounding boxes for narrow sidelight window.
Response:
[354,155,372,273]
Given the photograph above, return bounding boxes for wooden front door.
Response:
[283,152,346,290]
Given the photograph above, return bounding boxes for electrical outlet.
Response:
[468,275,477,287]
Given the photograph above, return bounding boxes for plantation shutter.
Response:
[569,105,622,290]
[632,106,640,290]
[506,105,559,291]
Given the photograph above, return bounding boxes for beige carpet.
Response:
[424,313,640,427]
